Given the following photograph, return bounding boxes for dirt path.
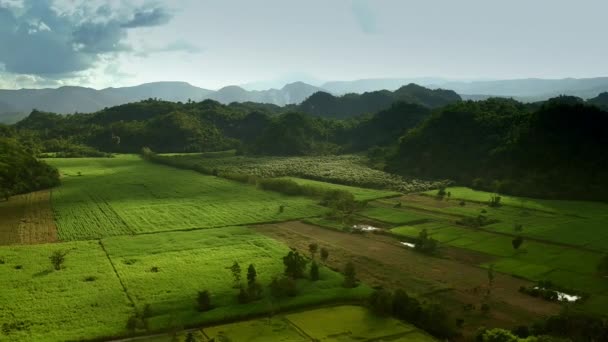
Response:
[254,221,560,334]
[0,190,57,245]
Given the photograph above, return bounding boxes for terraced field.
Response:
[47,156,325,240]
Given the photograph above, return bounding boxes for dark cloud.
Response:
[0,1,173,77]
[121,7,171,28]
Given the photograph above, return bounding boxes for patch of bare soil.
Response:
[0,190,57,245]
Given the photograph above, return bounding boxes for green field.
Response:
[0,241,132,341]
[383,189,608,314]
[102,227,371,330]
[47,156,324,240]
[145,306,436,342]
[359,206,430,225]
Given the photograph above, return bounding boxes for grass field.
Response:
[102,227,371,331]
[46,156,325,240]
[359,206,430,225]
[0,240,132,341]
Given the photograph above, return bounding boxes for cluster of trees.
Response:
[0,136,60,198]
[387,97,608,200]
[367,288,457,339]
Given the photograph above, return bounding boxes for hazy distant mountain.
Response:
[0,81,328,123]
[298,83,461,119]
[209,82,325,106]
[322,78,447,94]
[322,77,608,101]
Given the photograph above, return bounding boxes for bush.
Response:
[368,288,393,316]
[310,261,319,281]
[269,276,297,298]
[197,290,212,312]
[343,261,358,288]
[49,250,68,271]
[257,178,302,195]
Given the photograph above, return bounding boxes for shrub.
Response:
[197,290,212,312]
[488,195,501,207]
[320,247,329,263]
[368,288,393,316]
[343,261,358,288]
[50,250,68,271]
[512,236,524,250]
[269,276,297,298]
[310,261,319,281]
[257,178,302,196]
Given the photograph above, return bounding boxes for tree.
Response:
[343,261,357,288]
[184,332,196,342]
[323,190,364,225]
[320,247,329,263]
[247,264,257,287]
[368,288,393,316]
[489,195,501,207]
[269,276,297,298]
[487,264,495,296]
[50,250,68,270]
[310,261,319,281]
[283,250,308,279]
[392,289,422,322]
[308,243,318,259]
[512,236,524,250]
[237,286,250,304]
[437,186,447,198]
[598,255,608,276]
[415,229,438,254]
[197,290,212,312]
[229,261,241,288]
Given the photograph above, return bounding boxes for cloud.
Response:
[0,1,174,77]
[351,0,377,34]
[121,7,171,28]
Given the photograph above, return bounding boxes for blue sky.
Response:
[0,0,607,89]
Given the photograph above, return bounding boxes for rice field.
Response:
[46,156,325,240]
[0,190,57,245]
[281,177,400,201]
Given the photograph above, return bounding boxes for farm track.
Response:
[375,197,605,254]
[98,239,137,309]
[254,221,560,331]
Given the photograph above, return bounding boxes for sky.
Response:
[0,0,607,90]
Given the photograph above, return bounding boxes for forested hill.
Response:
[386,97,608,200]
[297,84,461,119]
[11,98,433,156]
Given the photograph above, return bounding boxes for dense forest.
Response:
[4,84,608,201]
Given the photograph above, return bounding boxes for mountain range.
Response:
[1,77,608,124]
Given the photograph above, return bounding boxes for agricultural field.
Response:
[0,240,132,341]
[280,177,399,201]
[366,190,608,315]
[161,153,445,193]
[0,190,57,245]
[46,156,325,240]
[142,306,435,342]
[102,227,371,331]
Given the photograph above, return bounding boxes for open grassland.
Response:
[46,156,324,240]
[161,153,444,193]
[102,227,371,331]
[0,190,57,245]
[0,241,133,341]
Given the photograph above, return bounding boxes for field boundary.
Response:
[98,239,136,308]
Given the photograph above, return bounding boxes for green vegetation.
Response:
[149,153,444,193]
[0,137,59,198]
[0,241,132,341]
[359,206,429,225]
[47,156,324,240]
[388,98,608,200]
[102,227,371,331]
